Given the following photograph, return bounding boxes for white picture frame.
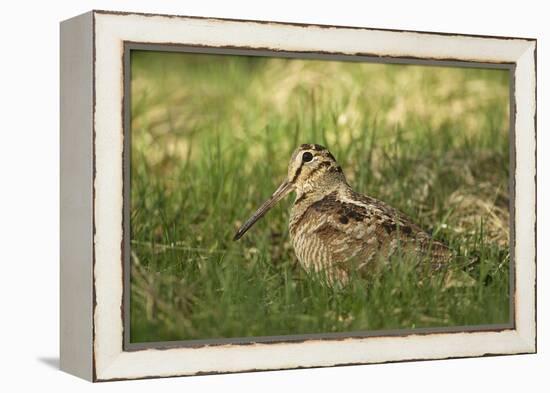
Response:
[60,10,536,381]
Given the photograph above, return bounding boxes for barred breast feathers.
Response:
[289,187,451,271]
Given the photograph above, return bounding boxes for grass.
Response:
[129,50,511,343]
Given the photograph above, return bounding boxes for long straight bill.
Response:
[233,180,293,240]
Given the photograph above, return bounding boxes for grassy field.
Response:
[129,50,511,343]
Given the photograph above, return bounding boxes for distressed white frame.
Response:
[60,10,536,381]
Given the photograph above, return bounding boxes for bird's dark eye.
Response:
[302,152,313,162]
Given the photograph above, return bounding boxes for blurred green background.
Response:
[130,50,511,343]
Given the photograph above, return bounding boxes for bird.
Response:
[233,144,452,284]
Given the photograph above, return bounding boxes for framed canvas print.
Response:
[60,10,537,381]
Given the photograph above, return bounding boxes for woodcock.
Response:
[234,144,452,284]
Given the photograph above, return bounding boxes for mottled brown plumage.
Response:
[234,144,452,284]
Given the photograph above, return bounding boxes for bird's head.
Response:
[286,144,346,195]
[233,144,346,240]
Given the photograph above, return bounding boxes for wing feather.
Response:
[299,190,451,272]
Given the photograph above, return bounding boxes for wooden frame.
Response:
[60,10,537,381]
